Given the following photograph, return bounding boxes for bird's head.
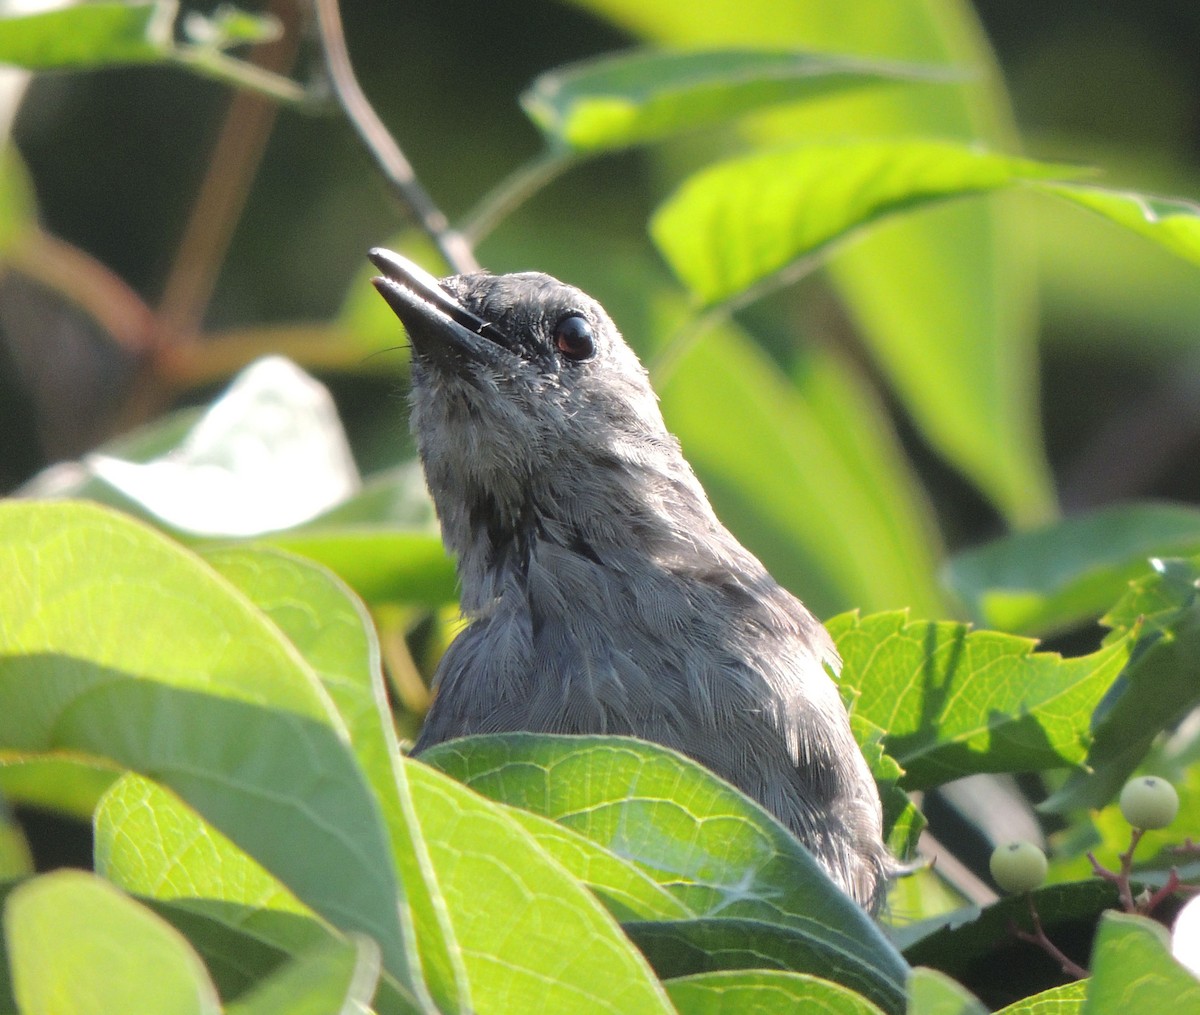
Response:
[370,248,695,573]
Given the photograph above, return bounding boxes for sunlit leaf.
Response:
[651,141,1080,308]
[85,357,360,537]
[3,870,221,1014]
[406,760,674,1013]
[1084,912,1200,1013]
[523,48,953,152]
[828,611,1132,789]
[0,501,417,996]
[993,981,1086,1015]
[664,968,886,1014]
[567,0,1055,528]
[421,733,908,1010]
[203,545,468,1012]
[1045,557,1200,812]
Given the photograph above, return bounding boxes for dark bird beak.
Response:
[369,247,506,362]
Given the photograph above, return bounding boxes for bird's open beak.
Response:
[369,248,505,363]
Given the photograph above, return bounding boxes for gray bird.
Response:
[369,247,891,909]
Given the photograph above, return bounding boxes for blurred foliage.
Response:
[3,0,1200,1011]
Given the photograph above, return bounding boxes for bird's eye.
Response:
[553,314,595,361]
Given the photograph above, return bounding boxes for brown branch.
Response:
[9,231,157,358]
[313,0,477,274]
[157,0,304,342]
[1011,895,1090,981]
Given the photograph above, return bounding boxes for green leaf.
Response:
[95,773,311,922]
[1045,557,1200,812]
[523,48,952,152]
[944,502,1200,635]
[405,760,674,1014]
[225,936,381,1015]
[1083,912,1200,1013]
[420,734,908,1009]
[0,2,171,68]
[629,919,903,1014]
[0,1,300,102]
[1046,184,1200,270]
[657,321,945,617]
[0,501,416,996]
[0,757,118,820]
[82,357,361,538]
[664,968,887,1014]
[993,980,1086,1014]
[828,612,1132,789]
[2,870,220,1014]
[905,967,987,1015]
[201,545,468,1012]
[496,805,693,923]
[651,140,1081,308]
[260,528,457,607]
[569,0,1054,527]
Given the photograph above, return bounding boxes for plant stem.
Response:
[313,0,477,274]
[459,151,573,246]
[1011,895,1090,981]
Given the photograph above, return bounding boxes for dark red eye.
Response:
[553,315,595,361]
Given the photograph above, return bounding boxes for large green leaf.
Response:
[421,734,908,1009]
[95,777,418,1015]
[1083,912,1200,1013]
[944,502,1200,635]
[651,141,1079,308]
[664,969,886,1014]
[523,48,951,153]
[629,919,903,1014]
[95,774,312,926]
[405,761,674,1014]
[2,870,220,1015]
[0,501,417,998]
[201,545,466,1012]
[565,0,1053,526]
[1045,557,1200,812]
[493,804,692,923]
[828,612,1131,789]
[657,319,944,617]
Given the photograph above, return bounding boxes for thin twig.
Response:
[1088,828,1144,914]
[1011,895,1089,981]
[313,0,477,274]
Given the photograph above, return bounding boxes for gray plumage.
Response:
[369,248,891,909]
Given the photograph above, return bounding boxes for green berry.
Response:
[1119,776,1179,830]
[989,841,1048,894]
